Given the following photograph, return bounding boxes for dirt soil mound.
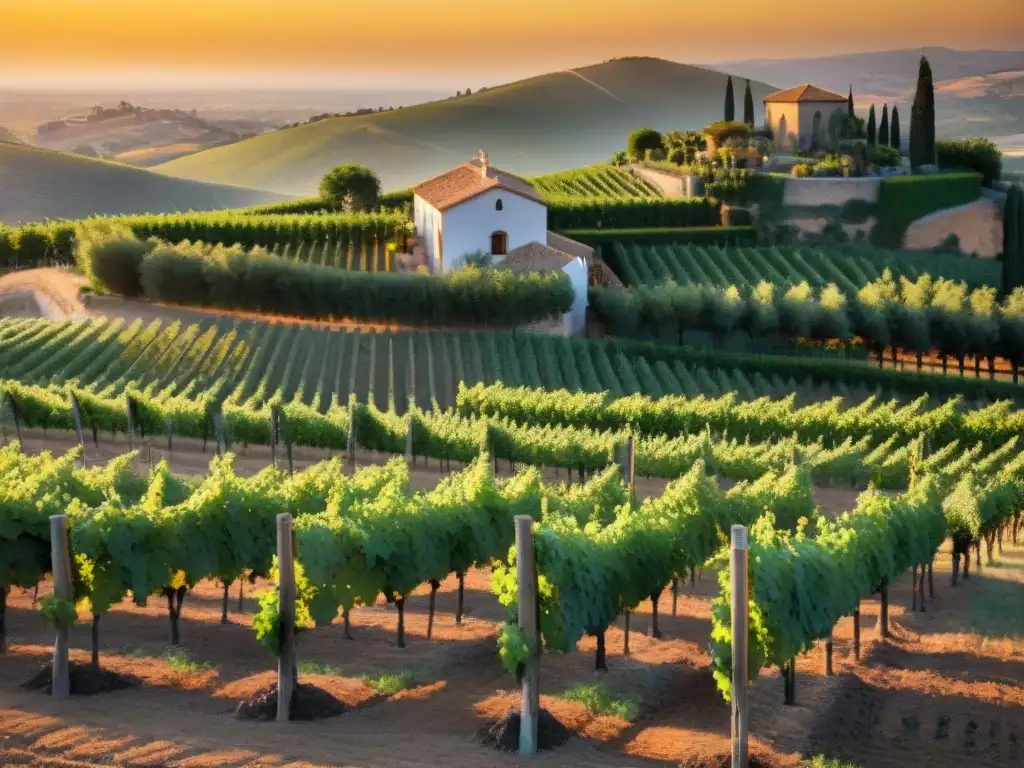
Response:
[478,708,572,752]
[22,661,138,695]
[234,681,346,721]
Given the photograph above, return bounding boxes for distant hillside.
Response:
[929,70,1024,138]
[717,47,1024,100]
[156,57,776,195]
[0,142,293,224]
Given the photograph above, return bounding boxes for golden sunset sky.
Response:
[1,0,1021,87]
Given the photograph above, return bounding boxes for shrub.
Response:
[320,164,382,211]
[627,128,663,161]
[77,223,155,297]
[11,225,52,265]
[380,188,415,209]
[546,197,719,229]
[559,226,756,249]
[244,197,330,215]
[0,225,15,268]
[937,138,1002,187]
[870,144,901,168]
[667,147,687,165]
[644,147,666,162]
[703,120,752,146]
[933,233,961,254]
[791,164,814,178]
[98,233,575,327]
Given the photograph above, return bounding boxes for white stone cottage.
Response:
[413,152,590,334]
[764,84,848,151]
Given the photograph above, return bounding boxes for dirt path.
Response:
[0,268,87,318]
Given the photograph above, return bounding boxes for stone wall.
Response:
[782,177,881,207]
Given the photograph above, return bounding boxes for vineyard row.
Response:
[604,242,1001,292]
[2,318,1016,442]
[8,438,1019,706]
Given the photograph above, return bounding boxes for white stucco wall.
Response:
[561,257,589,335]
[437,189,548,273]
[766,102,845,150]
[413,196,442,272]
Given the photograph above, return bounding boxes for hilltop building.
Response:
[412,152,590,334]
[764,84,848,151]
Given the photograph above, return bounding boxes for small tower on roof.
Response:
[478,150,489,176]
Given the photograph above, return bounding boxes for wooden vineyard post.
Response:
[125,399,135,451]
[3,392,22,445]
[730,525,749,768]
[824,629,834,676]
[212,410,227,455]
[783,658,796,705]
[346,403,356,470]
[270,407,280,469]
[515,515,539,757]
[852,608,861,660]
[623,611,631,656]
[911,564,918,611]
[879,581,890,639]
[618,434,636,498]
[68,393,87,466]
[917,565,926,612]
[276,513,296,722]
[50,515,73,698]
[165,416,173,452]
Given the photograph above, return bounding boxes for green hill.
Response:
[156,57,776,195]
[0,142,293,224]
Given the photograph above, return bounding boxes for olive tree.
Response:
[320,164,382,211]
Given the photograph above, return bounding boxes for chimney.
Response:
[479,150,489,177]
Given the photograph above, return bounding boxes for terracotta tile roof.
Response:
[502,242,574,273]
[414,157,545,211]
[547,230,594,264]
[764,84,847,103]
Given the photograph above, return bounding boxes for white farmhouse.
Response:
[412,152,591,335]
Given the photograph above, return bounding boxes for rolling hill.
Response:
[155,57,776,195]
[717,47,1024,101]
[0,142,293,224]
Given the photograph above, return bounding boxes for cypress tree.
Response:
[1004,184,1024,295]
[867,104,877,145]
[910,55,936,168]
[725,76,735,122]
[890,106,901,151]
[879,104,889,146]
[848,86,854,118]
[743,79,755,126]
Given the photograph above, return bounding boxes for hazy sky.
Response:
[2,0,1021,89]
